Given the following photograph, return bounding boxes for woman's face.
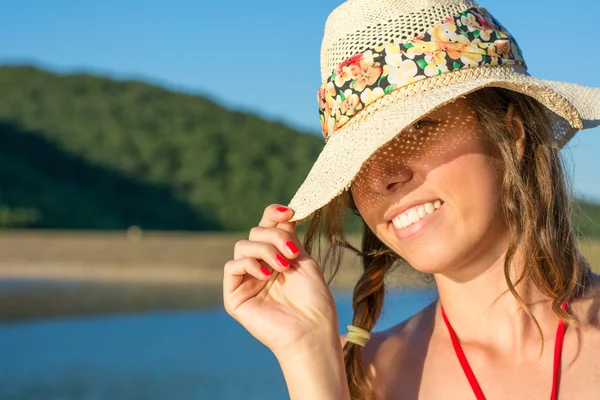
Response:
[351,97,509,275]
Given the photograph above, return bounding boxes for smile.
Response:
[391,200,443,230]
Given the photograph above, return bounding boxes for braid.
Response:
[344,221,397,400]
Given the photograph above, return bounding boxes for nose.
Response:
[360,159,414,195]
[380,166,414,194]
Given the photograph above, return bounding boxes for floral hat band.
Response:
[318,7,526,141]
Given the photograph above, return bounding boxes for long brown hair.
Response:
[302,87,592,400]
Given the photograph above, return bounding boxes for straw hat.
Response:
[287,0,600,222]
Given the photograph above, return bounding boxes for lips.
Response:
[389,199,443,230]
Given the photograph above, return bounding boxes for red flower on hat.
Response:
[476,13,493,30]
[318,86,327,109]
[336,53,364,74]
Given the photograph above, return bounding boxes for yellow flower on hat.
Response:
[387,58,419,86]
[334,65,352,87]
[338,89,362,116]
[479,29,492,41]
[460,13,479,29]
[460,49,484,67]
[405,41,436,57]
[360,87,385,105]
[362,49,378,65]
[424,52,449,76]
[350,59,383,92]
[328,109,339,133]
[384,43,404,65]
[322,81,337,118]
[431,22,469,45]
[480,44,501,65]
[436,20,458,38]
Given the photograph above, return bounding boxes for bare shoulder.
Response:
[359,299,438,396]
[362,301,435,361]
[557,273,600,396]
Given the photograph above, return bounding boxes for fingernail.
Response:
[285,240,299,255]
[276,206,289,213]
[260,266,272,276]
[292,221,297,226]
[276,254,290,268]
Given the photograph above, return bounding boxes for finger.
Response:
[233,240,293,273]
[258,204,295,228]
[247,226,301,260]
[223,258,272,296]
[260,204,300,243]
[275,221,299,246]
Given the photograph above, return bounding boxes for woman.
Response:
[223,1,600,399]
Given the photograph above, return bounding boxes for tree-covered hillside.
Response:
[0,65,598,236]
[0,66,323,231]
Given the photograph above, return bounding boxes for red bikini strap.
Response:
[440,305,486,400]
[441,301,568,400]
[550,301,568,400]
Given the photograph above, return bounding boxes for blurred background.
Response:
[0,0,599,399]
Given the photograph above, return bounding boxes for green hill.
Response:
[0,65,598,236]
[0,65,323,231]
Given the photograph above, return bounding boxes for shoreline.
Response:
[0,231,597,323]
[0,279,225,323]
[0,262,432,324]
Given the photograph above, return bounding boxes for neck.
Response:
[434,238,558,356]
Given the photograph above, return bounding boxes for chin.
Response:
[389,227,506,278]
[382,224,477,276]
[401,246,461,275]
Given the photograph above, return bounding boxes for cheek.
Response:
[436,151,504,225]
[350,178,381,230]
[424,119,501,209]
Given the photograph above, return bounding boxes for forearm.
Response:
[276,333,350,400]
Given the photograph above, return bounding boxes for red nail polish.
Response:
[276,254,290,268]
[292,221,297,227]
[285,240,299,255]
[276,206,289,213]
[260,266,271,276]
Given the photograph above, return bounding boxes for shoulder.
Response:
[358,300,438,396]
[556,273,600,394]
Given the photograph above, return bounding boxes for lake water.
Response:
[0,287,438,400]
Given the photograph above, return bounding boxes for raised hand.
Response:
[223,204,339,358]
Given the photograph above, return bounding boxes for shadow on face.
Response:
[350,96,507,274]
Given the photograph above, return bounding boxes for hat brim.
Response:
[287,65,600,222]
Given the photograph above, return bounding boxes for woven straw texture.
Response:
[321,0,477,79]
[287,0,600,223]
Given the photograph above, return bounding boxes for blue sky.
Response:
[2,0,599,200]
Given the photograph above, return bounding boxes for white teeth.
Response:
[391,200,443,230]
[425,203,435,215]
[400,213,409,228]
[408,209,419,223]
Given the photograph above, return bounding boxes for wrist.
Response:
[273,324,340,360]
[276,331,350,400]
